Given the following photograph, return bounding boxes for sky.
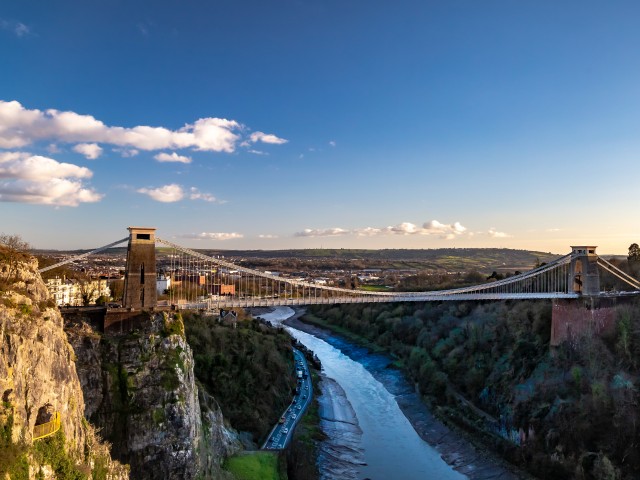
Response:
[1,1,639,254]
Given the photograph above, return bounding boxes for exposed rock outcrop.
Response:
[0,248,128,478]
[65,312,240,479]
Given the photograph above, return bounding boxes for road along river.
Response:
[259,306,469,480]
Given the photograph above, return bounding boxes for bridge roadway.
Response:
[262,348,312,450]
[172,292,582,310]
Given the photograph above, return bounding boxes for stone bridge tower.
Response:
[569,246,600,296]
[123,227,157,309]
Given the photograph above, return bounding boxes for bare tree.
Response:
[0,233,31,281]
[629,243,640,278]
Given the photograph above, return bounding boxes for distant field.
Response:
[359,285,390,292]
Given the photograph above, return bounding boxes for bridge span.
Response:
[39,227,640,311]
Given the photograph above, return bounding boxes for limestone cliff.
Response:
[65,312,240,479]
[0,248,128,479]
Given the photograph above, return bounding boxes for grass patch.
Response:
[358,285,390,292]
[223,451,282,480]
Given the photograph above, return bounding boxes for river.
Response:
[259,306,468,480]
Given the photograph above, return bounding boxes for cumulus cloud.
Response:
[249,131,288,145]
[295,220,512,241]
[387,222,421,235]
[154,152,192,164]
[0,100,287,154]
[357,220,467,238]
[296,220,470,239]
[0,152,102,206]
[295,228,350,237]
[137,183,184,203]
[180,232,243,241]
[189,187,216,202]
[423,220,467,239]
[0,152,91,180]
[488,228,511,238]
[354,227,382,236]
[73,143,103,159]
[136,184,220,203]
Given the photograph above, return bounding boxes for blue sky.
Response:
[1,1,639,253]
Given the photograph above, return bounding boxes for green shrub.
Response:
[34,430,87,480]
[163,314,185,337]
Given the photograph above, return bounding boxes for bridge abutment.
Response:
[550,297,617,347]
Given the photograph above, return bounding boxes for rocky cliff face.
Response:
[0,249,128,479]
[65,312,240,479]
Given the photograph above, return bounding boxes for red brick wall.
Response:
[551,299,617,347]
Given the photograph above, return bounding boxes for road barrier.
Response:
[33,412,61,440]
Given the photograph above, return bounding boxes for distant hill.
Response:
[188,248,562,273]
[35,246,564,274]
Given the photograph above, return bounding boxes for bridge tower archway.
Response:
[569,246,600,296]
[123,227,157,309]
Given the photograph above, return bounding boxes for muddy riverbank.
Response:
[279,307,529,480]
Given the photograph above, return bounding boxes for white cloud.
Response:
[258,234,279,239]
[136,184,220,203]
[181,232,244,241]
[296,219,469,239]
[0,179,103,206]
[357,220,467,238]
[387,222,421,235]
[14,22,30,37]
[354,227,383,236]
[189,187,216,202]
[249,131,288,145]
[0,152,92,180]
[329,140,336,147]
[154,152,192,164]
[0,19,31,37]
[0,100,287,154]
[73,143,103,159]
[248,149,268,155]
[137,183,184,203]
[0,152,102,206]
[422,220,467,239]
[295,227,350,237]
[488,228,511,238]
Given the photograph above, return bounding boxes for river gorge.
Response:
[260,306,519,480]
